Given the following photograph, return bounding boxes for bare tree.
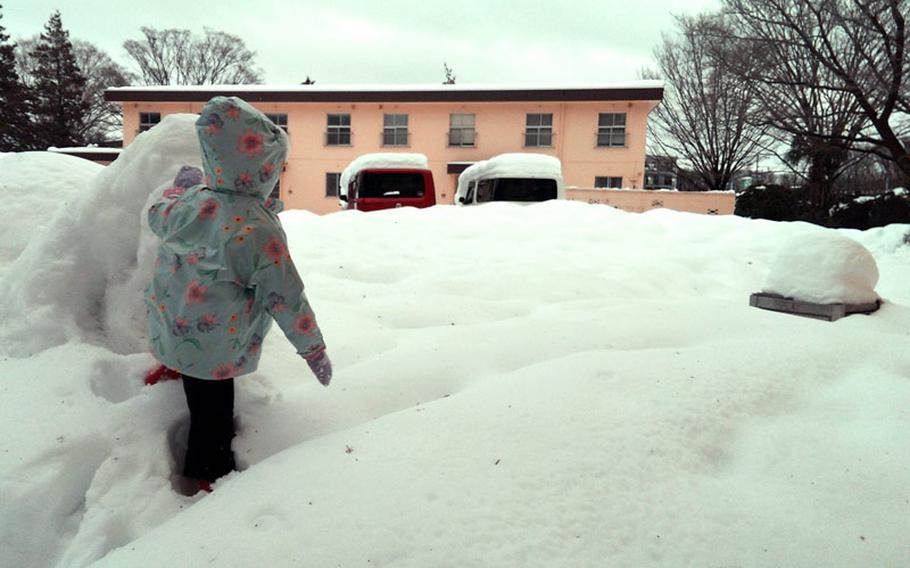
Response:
[714,22,869,209]
[74,40,133,142]
[16,36,133,143]
[12,36,38,84]
[123,27,262,85]
[723,0,910,185]
[646,14,767,191]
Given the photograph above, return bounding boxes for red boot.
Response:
[144,365,182,386]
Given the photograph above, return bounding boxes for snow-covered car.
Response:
[455,153,564,206]
[339,153,436,211]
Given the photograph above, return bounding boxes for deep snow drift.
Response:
[0,152,103,272]
[0,115,202,356]
[1,121,909,568]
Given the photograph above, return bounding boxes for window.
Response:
[597,113,626,147]
[325,172,341,198]
[264,113,288,132]
[383,113,409,146]
[476,180,494,202]
[449,113,476,147]
[359,172,425,198]
[464,181,476,204]
[595,176,623,189]
[139,112,161,132]
[524,113,553,147]
[326,114,351,145]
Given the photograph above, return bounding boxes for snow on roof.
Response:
[48,146,123,154]
[339,153,430,200]
[456,153,563,198]
[107,81,664,94]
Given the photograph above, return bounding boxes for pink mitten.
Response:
[305,351,333,386]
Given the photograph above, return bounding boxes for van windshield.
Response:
[359,172,426,198]
[475,178,558,203]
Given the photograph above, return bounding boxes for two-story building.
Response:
[105,82,665,213]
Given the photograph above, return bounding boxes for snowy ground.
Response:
[1,120,909,568]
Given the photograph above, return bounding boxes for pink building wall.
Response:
[115,86,663,214]
[567,188,735,215]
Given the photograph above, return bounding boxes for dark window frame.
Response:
[597,112,627,148]
[524,113,553,147]
[139,112,161,132]
[325,172,341,197]
[383,113,409,146]
[448,113,476,147]
[326,113,352,146]
[264,112,289,133]
[594,176,623,189]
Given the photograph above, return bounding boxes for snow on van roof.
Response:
[340,153,429,199]
[456,153,563,198]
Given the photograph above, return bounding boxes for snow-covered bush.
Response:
[829,189,910,230]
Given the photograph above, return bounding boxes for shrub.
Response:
[830,191,910,230]
[734,184,807,221]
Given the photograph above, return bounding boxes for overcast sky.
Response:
[4,0,720,85]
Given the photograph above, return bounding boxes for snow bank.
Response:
[0,114,202,357]
[0,152,103,270]
[456,153,562,199]
[1,179,909,566]
[762,232,880,304]
[339,153,429,200]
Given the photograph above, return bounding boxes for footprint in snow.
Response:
[90,359,142,404]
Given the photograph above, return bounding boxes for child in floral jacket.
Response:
[145,96,331,491]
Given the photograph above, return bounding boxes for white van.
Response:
[455,153,565,205]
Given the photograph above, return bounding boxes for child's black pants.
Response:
[181,375,236,482]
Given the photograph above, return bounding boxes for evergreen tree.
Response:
[0,4,34,151]
[29,11,88,148]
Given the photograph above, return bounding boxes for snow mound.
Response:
[0,203,908,567]
[339,153,429,199]
[762,231,880,304]
[0,114,202,357]
[0,151,103,269]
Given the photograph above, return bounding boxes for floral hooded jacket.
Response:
[145,96,325,380]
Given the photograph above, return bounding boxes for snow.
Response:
[1,118,910,568]
[106,80,665,94]
[0,114,202,357]
[0,152,103,273]
[456,153,563,200]
[339,152,429,201]
[762,232,880,304]
[48,147,123,155]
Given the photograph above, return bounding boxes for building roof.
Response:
[105,82,664,103]
[47,147,122,162]
[48,146,123,154]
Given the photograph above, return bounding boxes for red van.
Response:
[339,154,436,212]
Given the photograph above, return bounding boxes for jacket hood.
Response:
[196,96,288,201]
